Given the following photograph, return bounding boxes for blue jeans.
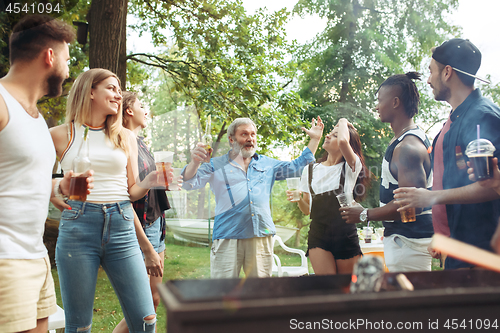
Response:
[143,216,165,257]
[56,201,155,333]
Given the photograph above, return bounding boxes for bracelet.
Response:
[54,178,68,201]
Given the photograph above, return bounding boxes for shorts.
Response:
[210,236,273,278]
[383,234,432,272]
[143,216,165,257]
[307,221,362,260]
[0,255,57,332]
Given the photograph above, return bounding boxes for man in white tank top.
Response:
[0,15,78,333]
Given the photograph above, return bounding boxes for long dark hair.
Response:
[317,123,372,201]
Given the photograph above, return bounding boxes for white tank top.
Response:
[0,83,55,259]
[60,122,130,202]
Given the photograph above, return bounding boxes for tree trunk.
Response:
[88,0,127,89]
[212,122,226,157]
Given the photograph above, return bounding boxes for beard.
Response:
[45,72,65,98]
[232,141,256,158]
[433,82,451,102]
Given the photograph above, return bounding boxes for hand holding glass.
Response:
[286,177,301,202]
[336,192,353,208]
[168,168,183,191]
[201,133,213,159]
[465,138,496,180]
[70,126,91,201]
[202,115,213,161]
[395,198,416,222]
[153,151,174,189]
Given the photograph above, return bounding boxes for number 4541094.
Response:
[5,2,61,14]
[444,319,498,330]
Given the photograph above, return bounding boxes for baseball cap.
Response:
[432,38,490,84]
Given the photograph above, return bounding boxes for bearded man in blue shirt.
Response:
[183,117,323,278]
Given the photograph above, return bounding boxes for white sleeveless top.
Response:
[0,83,55,259]
[60,123,130,202]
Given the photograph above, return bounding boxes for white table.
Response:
[359,239,384,253]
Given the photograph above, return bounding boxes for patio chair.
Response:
[48,304,65,333]
[272,235,309,277]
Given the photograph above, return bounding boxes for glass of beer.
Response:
[396,198,416,223]
[70,126,90,201]
[286,177,301,202]
[399,207,416,223]
[69,175,88,201]
[465,138,496,180]
[153,151,174,189]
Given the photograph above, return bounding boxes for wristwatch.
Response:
[359,208,369,223]
[54,178,68,201]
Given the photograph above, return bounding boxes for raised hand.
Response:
[301,116,324,141]
[191,142,211,164]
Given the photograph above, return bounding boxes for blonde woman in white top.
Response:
[50,68,162,333]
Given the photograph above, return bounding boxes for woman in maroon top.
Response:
[115,91,172,333]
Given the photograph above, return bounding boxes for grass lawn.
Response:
[51,233,310,332]
[51,232,439,331]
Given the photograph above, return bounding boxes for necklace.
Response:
[389,124,417,145]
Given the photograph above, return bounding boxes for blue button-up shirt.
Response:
[182,148,315,240]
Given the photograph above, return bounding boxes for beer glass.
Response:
[70,126,90,201]
[397,199,416,223]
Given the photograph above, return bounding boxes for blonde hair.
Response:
[66,68,129,155]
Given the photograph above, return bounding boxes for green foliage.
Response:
[271,180,311,246]
[479,77,500,106]
[128,0,311,155]
[126,60,151,91]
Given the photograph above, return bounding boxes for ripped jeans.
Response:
[56,201,156,333]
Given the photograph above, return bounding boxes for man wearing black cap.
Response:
[393,38,500,270]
